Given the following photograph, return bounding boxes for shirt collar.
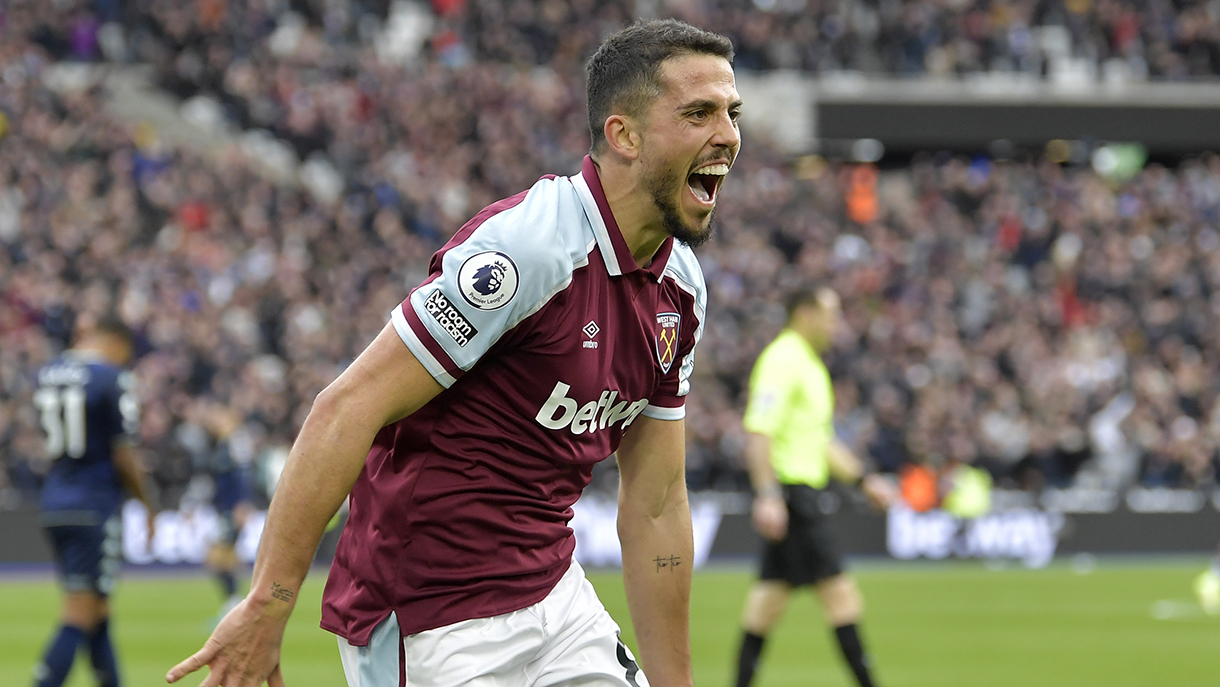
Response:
[64,349,106,363]
[780,328,823,361]
[571,155,673,282]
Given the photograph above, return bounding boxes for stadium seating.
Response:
[1,0,1219,514]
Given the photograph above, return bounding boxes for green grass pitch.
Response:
[1,559,1216,686]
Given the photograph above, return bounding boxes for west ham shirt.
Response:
[321,156,707,643]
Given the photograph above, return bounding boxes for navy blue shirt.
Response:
[36,351,138,517]
[203,440,247,513]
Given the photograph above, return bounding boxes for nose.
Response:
[711,109,740,152]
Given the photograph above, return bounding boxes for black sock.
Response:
[833,623,877,687]
[734,631,766,687]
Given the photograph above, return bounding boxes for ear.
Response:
[603,114,642,160]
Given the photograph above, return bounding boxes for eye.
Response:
[689,109,709,121]
[729,109,741,122]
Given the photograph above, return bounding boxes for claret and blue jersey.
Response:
[323,155,708,645]
[36,351,139,521]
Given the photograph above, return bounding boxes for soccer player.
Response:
[32,315,154,687]
[733,287,896,687]
[193,400,252,620]
[168,19,740,687]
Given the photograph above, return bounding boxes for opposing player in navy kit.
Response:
[170,19,740,687]
[33,316,155,687]
[192,400,253,621]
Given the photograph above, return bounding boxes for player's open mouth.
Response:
[687,162,729,205]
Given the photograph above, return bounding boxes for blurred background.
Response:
[1,0,1220,684]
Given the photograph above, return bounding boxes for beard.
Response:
[644,165,714,249]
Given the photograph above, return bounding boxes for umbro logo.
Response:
[583,320,599,349]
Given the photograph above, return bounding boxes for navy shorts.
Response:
[758,484,845,586]
[44,514,122,597]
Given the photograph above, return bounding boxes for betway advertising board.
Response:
[2,488,1218,567]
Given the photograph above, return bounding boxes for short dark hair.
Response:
[94,313,135,345]
[785,286,825,322]
[585,19,734,153]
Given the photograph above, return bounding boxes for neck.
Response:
[790,326,825,353]
[592,155,670,268]
[74,341,105,358]
[75,339,123,366]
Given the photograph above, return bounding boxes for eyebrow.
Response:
[679,98,744,112]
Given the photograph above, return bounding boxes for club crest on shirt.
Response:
[655,312,680,373]
[458,250,519,311]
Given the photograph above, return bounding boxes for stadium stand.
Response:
[2,0,1220,517]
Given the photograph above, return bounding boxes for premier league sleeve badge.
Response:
[458,251,520,311]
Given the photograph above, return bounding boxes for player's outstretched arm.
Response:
[615,415,694,687]
[167,322,442,687]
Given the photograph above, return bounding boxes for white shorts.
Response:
[337,561,649,687]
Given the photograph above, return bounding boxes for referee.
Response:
[733,286,896,687]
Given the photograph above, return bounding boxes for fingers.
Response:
[760,520,785,541]
[167,644,216,683]
[269,664,286,687]
[773,514,788,540]
[199,665,226,687]
[753,509,787,541]
[757,522,779,541]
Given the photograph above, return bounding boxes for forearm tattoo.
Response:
[653,555,682,572]
[270,582,296,603]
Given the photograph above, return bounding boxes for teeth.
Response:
[692,163,729,176]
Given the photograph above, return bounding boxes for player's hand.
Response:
[752,495,788,541]
[166,595,289,687]
[861,473,898,511]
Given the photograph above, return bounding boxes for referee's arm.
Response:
[826,437,865,483]
[828,437,897,510]
[744,432,788,541]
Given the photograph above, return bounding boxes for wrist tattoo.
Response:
[653,555,682,572]
[270,582,295,603]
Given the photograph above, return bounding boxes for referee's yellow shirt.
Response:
[742,329,833,489]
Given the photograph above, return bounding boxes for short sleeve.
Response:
[642,250,706,421]
[641,320,700,421]
[391,180,574,388]
[98,368,137,446]
[742,344,793,438]
[115,371,139,439]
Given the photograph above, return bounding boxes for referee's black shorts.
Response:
[758,483,845,586]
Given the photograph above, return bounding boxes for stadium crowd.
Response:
[19,0,1220,90]
[3,0,1220,514]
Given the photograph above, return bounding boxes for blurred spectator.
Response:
[88,0,1220,81]
[3,0,1220,517]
